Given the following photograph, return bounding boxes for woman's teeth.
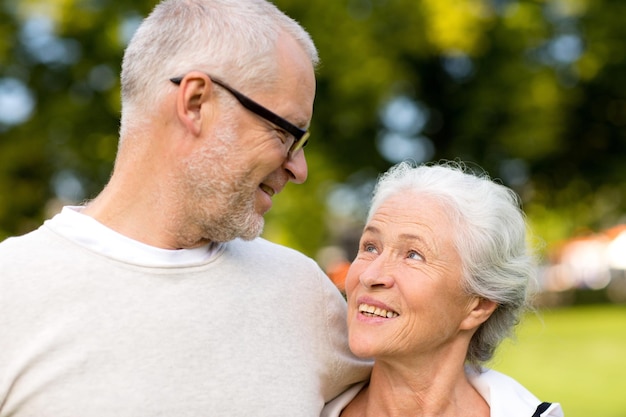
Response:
[358,303,399,318]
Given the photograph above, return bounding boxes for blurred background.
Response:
[0,0,625,415]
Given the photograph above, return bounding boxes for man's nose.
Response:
[283,149,308,184]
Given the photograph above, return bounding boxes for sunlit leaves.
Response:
[1,0,624,259]
[421,0,493,56]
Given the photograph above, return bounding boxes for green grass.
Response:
[490,304,626,417]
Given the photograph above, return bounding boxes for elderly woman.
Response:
[323,161,563,417]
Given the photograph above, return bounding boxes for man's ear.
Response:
[460,297,498,331]
[175,72,214,136]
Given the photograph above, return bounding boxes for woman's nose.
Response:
[358,258,395,289]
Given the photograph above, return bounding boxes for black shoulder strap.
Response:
[532,402,552,417]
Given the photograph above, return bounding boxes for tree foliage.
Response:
[1,0,625,261]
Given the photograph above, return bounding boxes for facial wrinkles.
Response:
[386,196,458,272]
[397,203,468,346]
[274,32,315,126]
[349,194,469,352]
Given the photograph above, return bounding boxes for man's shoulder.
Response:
[228,237,314,260]
[0,227,63,283]
[0,227,48,253]
[224,237,323,276]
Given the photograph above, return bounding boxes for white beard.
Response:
[173,117,264,244]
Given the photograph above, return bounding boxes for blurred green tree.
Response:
[1,0,624,261]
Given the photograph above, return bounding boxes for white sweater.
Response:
[0,209,371,417]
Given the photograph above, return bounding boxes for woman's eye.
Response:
[363,243,378,254]
[408,250,424,261]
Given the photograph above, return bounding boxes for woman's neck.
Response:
[342,362,489,417]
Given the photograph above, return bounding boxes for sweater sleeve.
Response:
[315,266,372,401]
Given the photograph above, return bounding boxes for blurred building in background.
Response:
[538,224,626,305]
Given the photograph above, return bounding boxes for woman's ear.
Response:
[175,72,214,136]
[460,297,498,331]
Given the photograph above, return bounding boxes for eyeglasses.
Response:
[169,73,310,156]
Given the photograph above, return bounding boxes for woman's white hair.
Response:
[119,0,318,134]
[368,160,537,367]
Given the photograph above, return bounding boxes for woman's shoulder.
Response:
[467,367,564,417]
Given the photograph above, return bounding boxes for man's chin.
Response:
[235,217,265,241]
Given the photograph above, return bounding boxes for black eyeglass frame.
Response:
[169,74,309,155]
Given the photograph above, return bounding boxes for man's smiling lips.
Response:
[260,183,275,197]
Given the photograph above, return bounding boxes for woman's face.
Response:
[345,191,479,362]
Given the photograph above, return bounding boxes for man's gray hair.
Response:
[120,0,318,131]
[369,160,536,367]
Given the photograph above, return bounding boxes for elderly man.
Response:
[0,1,371,416]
